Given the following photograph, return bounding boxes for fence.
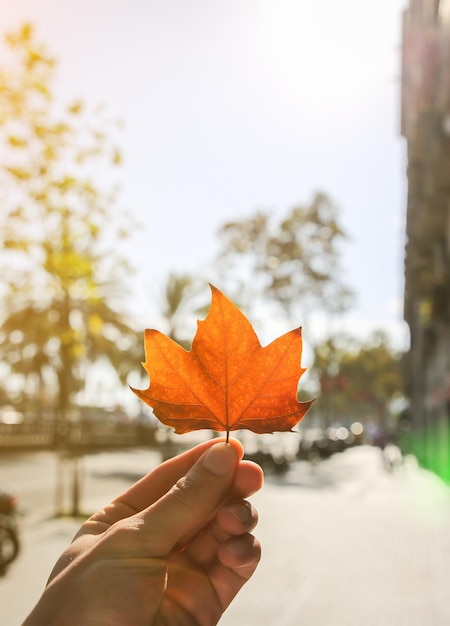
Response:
[0,420,160,453]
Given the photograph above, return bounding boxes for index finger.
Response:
[77,437,240,536]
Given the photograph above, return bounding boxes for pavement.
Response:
[1,444,449,626]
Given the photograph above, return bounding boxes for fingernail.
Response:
[226,501,252,525]
[203,443,238,476]
[225,537,250,558]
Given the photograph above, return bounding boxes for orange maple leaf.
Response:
[131,285,314,439]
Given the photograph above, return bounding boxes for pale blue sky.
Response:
[2,0,409,350]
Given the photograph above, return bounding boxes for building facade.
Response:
[401,0,450,481]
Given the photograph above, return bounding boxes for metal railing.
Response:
[0,421,159,453]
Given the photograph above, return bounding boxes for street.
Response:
[1,444,449,625]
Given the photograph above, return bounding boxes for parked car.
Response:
[244,449,290,475]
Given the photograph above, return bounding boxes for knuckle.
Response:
[170,474,203,509]
[105,517,144,549]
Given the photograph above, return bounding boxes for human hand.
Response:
[23,438,263,626]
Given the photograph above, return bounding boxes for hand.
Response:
[24,438,263,626]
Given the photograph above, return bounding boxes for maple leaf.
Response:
[131,285,314,440]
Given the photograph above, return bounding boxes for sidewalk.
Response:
[221,446,450,626]
[1,445,449,625]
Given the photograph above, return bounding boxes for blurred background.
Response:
[0,0,449,624]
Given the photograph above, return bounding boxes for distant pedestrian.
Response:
[382,442,403,472]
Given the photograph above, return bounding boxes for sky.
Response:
[1,0,410,352]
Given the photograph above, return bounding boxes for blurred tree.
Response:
[0,25,140,430]
[215,192,354,325]
[311,331,405,428]
[158,272,216,350]
[161,273,196,348]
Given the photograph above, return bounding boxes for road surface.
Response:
[1,444,449,625]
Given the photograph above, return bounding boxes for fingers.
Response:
[209,533,262,612]
[134,440,245,556]
[77,437,232,537]
[217,500,258,536]
[76,437,263,565]
[205,466,263,611]
[184,497,258,568]
[180,456,263,569]
[164,531,261,623]
[217,533,261,571]
[162,497,261,623]
[233,459,264,498]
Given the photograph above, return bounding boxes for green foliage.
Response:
[311,331,405,424]
[0,24,139,416]
[215,192,355,323]
[159,273,211,349]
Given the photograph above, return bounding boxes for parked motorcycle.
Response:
[0,490,20,575]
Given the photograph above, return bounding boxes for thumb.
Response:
[139,440,242,556]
